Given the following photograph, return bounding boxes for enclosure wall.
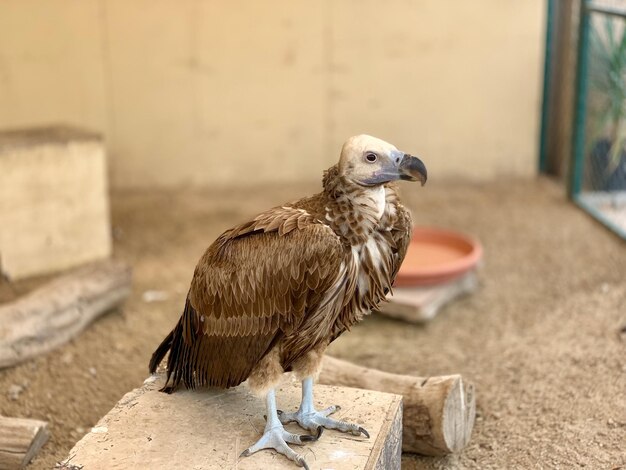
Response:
[0,0,545,188]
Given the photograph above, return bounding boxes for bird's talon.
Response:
[297,457,310,470]
[300,426,323,442]
[358,426,370,438]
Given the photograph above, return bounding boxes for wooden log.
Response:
[62,375,403,469]
[319,356,475,456]
[0,260,132,369]
[0,416,49,470]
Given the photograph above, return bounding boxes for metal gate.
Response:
[570,0,626,239]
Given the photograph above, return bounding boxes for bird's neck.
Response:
[322,165,395,245]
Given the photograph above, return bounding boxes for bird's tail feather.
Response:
[148,298,199,393]
[148,328,174,375]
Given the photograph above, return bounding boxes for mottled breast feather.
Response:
[327,181,414,341]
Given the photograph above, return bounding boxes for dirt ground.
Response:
[1,178,625,469]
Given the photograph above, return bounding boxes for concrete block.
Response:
[0,125,112,280]
[63,375,403,469]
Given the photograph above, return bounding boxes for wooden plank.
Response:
[0,125,112,280]
[377,270,479,323]
[0,416,49,470]
[62,375,403,470]
[0,260,132,368]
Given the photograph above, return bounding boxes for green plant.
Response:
[589,15,626,173]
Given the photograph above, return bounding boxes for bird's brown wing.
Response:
[159,206,345,390]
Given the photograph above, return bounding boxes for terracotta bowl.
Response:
[395,227,483,287]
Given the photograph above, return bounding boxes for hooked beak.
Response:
[398,154,427,186]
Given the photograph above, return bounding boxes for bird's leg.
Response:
[278,376,369,437]
[240,388,320,469]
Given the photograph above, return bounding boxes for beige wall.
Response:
[0,1,545,188]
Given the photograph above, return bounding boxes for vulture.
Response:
[149,134,427,468]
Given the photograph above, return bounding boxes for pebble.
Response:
[7,384,23,401]
[88,367,97,377]
[142,290,169,303]
[112,227,124,240]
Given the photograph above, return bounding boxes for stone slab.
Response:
[378,270,479,323]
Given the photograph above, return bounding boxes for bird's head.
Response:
[338,134,427,187]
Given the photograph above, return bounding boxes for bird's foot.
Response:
[278,405,370,438]
[240,424,321,469]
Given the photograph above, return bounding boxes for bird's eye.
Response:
[365,153,378,163]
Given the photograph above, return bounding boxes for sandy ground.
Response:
[1,178,625,469]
